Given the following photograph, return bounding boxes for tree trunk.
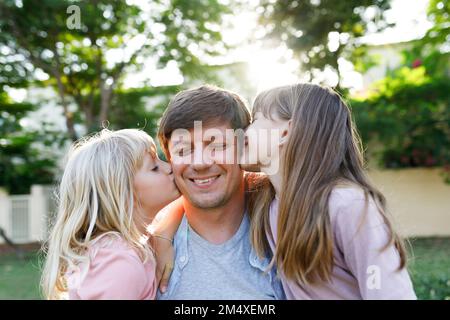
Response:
[84,104,94,133]
[55,73,77,141]
[99,82,113,127]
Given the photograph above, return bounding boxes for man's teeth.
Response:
[193,177,217,185]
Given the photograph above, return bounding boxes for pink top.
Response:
[268,187,417,300]
[66,233,156,300]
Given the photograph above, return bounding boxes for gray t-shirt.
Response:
[159,214,278,300]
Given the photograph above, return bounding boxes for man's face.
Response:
[168,122,244,209]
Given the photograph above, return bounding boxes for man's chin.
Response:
[186,192,229,209]
[191,199,226,209]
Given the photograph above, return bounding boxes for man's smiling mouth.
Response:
[189,175,220,187]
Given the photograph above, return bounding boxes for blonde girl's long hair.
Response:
[41,129,156,299]
[248,83,407,285]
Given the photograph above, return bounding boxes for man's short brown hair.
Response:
[158,85,251,158]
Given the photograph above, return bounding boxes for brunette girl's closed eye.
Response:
[152,166,159,171]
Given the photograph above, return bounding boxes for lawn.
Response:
[0,237,449,300]
[408,237,450,300]
[0,251,44,299]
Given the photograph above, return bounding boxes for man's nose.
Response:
[191,145,214,170]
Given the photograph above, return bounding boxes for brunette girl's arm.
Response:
[149,197,184,293]
[152,196,184,240]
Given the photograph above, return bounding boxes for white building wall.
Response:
[362,42,412,89]
[0,185,55,244]
[0,188,11,243]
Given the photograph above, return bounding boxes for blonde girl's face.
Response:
[241,111,289,174]
[133,151,180,222]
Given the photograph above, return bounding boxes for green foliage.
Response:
[425,0,450,47]
[258,0,392,89]
[107,85,181,137]
[0,0,231,140]
[0,92,64,194]
[402,0,449,79]
[351,67,450,179]
[156,0,231,77]
[350,0,450,182]
[0,0,232,191]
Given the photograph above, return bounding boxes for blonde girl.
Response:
[243,83,416,299]
[41,129,180,299]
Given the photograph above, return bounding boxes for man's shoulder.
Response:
[172,214,189,252]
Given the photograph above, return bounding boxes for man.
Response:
[156,85,284,300]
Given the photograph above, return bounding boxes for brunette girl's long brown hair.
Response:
[248,83,407,285]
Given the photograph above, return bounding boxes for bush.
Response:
[351,67,450,182]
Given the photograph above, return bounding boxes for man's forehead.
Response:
[169,122,234,144]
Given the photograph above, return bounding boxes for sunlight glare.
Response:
[247,46,301,92]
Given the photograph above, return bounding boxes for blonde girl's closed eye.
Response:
[41,128,179,300]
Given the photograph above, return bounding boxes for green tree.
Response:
[0,0,230,140]
[350,0,450,183]
[0,37,60,193]
[107,85,181,137]
[402,0,449,78]
[0,92,63,194]
[257,0,392,90]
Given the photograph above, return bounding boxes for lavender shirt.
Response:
[268,187,416,300]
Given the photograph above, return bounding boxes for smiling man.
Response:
[156,85,284,300]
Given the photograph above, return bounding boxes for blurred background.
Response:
[0,0,449,299]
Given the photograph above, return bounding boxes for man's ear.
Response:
[279,119,292,146]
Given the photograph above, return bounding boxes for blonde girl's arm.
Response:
[149,197,184,293]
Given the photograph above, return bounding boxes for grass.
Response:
[0,237,449,300]
[408,238,450,300]
[0,251,43,299]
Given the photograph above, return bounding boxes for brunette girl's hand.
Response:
[150,197,184,293]
[152,234,174,293]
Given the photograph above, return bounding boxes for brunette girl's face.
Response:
[240,111,290,174]
[133,151,180,222]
